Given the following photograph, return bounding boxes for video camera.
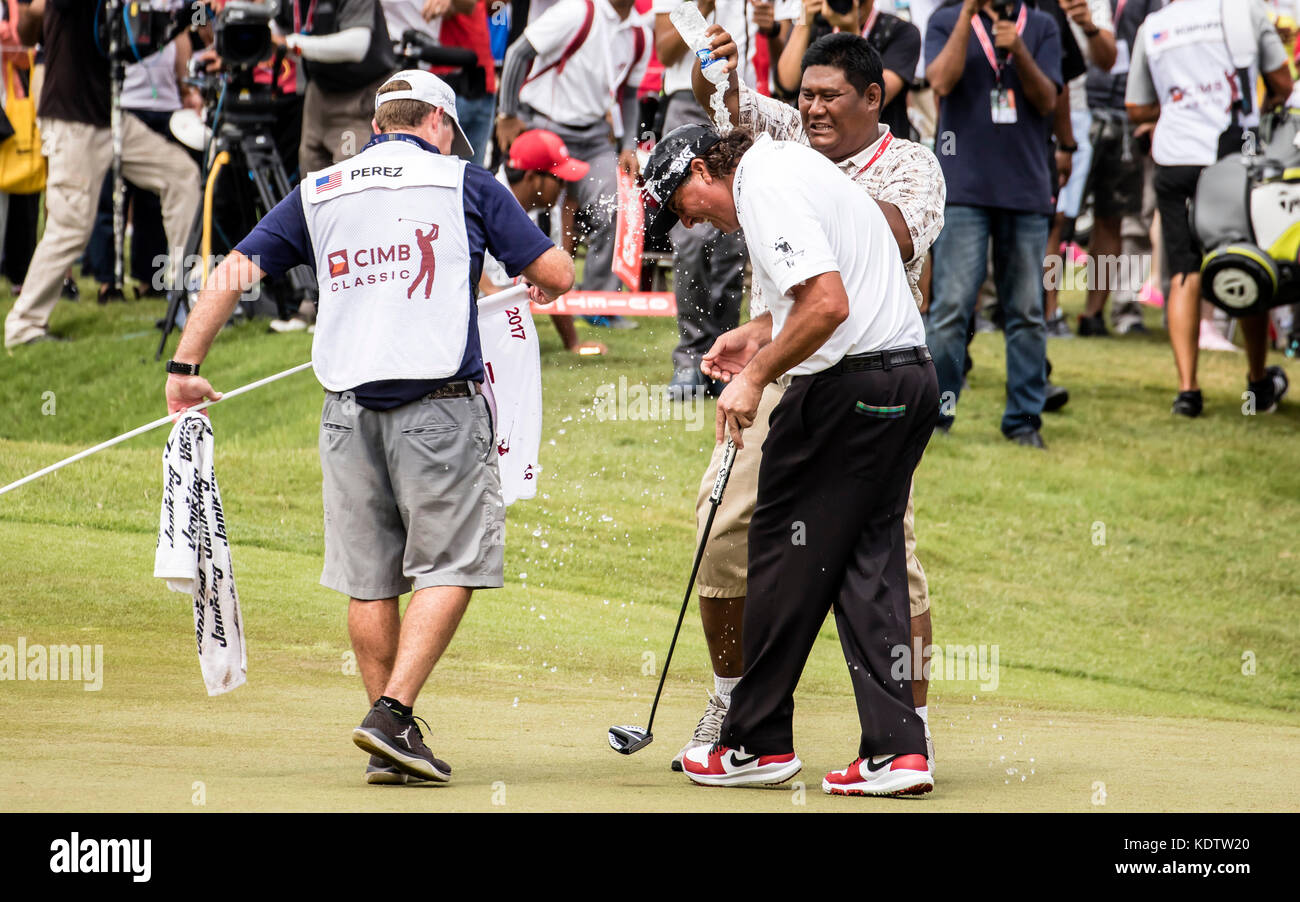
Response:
[990,0,1017,19]
[215,0,279,70]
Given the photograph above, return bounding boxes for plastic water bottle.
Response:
[670,2,727,85]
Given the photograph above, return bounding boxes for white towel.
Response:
[479,295,544,505]
[154,412,247,696]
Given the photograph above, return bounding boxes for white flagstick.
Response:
[0,362,315,498]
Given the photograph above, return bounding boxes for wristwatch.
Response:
[1058,141,1078,154]
[166,360,201,376]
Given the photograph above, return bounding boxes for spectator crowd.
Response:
[2,0,1298,430]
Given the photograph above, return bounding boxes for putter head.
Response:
[608,725,653,755]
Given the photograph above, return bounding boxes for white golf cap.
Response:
[375,69,474,160]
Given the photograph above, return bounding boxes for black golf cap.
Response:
[642,124,723,238]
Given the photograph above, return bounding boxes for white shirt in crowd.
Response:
[652,0,759,94]
[1127,0,1288,166]
[520,0,650,126]
[1066,0,1114,114]
[733,134,926,376]
[122,41,181,112]
[381,0,441,42]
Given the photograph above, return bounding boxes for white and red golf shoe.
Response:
[682,743,802,787]
[822,754,933,797]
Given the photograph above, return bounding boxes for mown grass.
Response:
[1,275,1298,811]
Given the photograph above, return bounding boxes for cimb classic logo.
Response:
[49,833,151,883]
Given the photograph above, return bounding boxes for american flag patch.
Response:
[315,172,342,194]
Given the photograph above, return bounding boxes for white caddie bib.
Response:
[301,138,473,391]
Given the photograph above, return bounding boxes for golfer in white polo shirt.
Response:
[642,124,939,797]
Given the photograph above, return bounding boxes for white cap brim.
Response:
[376,70,475,160]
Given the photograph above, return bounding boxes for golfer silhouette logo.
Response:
[407,223,440,300]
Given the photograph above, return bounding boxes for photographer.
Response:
[271,0,398,173]
[777,0,921,142]
[923,0,1062,447]
[3,0,201,348]
[1126,0,1293,417]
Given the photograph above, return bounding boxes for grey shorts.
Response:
[319,389,505,599]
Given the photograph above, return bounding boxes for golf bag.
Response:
[1195,110,1300,318]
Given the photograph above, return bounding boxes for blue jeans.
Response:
[928,205,1049,436]
[456,94,497,168]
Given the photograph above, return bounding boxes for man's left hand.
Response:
[617,149,640,177]
[715,372,761,448]
[166,374,222,417]
[992,18,1021,53]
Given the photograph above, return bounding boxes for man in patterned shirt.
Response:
[666,29,946,776]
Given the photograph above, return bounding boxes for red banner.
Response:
[612,167,645,291]
[531,290,677,316]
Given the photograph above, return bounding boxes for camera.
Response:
[825,0,857,15]
[990,0,1017,19]
[215,0,278,70]
[100,0,186,62]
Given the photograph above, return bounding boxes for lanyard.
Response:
[293,0,319,35]
[861,7,880,38]
[850,131,893,179]
[971,2,1028,75]
[1114,0,1128,27]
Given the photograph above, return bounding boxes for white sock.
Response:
[714,674,740,702]
[916,705,928,726]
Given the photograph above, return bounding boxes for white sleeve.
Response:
[523,0,592,60]
[287,27,371,64]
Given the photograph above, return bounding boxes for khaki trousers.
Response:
[4,116,200,347]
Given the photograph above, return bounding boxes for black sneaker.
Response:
[365,755,428,786]
[1006,426,1046,449]
[1043,382,1070,412]
[1248,366,1289,414]
[352,702,451,783]
[61,277,79,302]
[1077,314,1109,337]
[1172,390,1203,418]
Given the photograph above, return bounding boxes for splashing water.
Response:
[710,79,732,135]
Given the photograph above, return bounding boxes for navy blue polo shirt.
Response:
[235,133,553,410]
[925,1,1062,216]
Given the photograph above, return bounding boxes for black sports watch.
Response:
[166,360,201,376]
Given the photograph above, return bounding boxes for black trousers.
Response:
[721,353,938,759]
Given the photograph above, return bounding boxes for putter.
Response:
[608,436,738,755]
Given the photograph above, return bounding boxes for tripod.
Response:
[155,70,312,360]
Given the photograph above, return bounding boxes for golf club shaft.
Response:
[644,437,737,734]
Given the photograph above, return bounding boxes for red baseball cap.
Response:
[507,130,590,182]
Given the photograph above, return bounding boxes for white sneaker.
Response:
[1198,321,1240,352]
[822,754,933,797]
[269,315,310,333]
[671,692,728,772]
[925,722,935,777]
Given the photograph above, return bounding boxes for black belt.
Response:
[424,381,475,400]
[822,346,932,375]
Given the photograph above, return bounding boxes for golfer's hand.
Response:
[618,148,640,177]
[715,372,761,448]
[525,281,558,306]
[701,327,762,383]
[704,25,739,75]
[166,374,222,416]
